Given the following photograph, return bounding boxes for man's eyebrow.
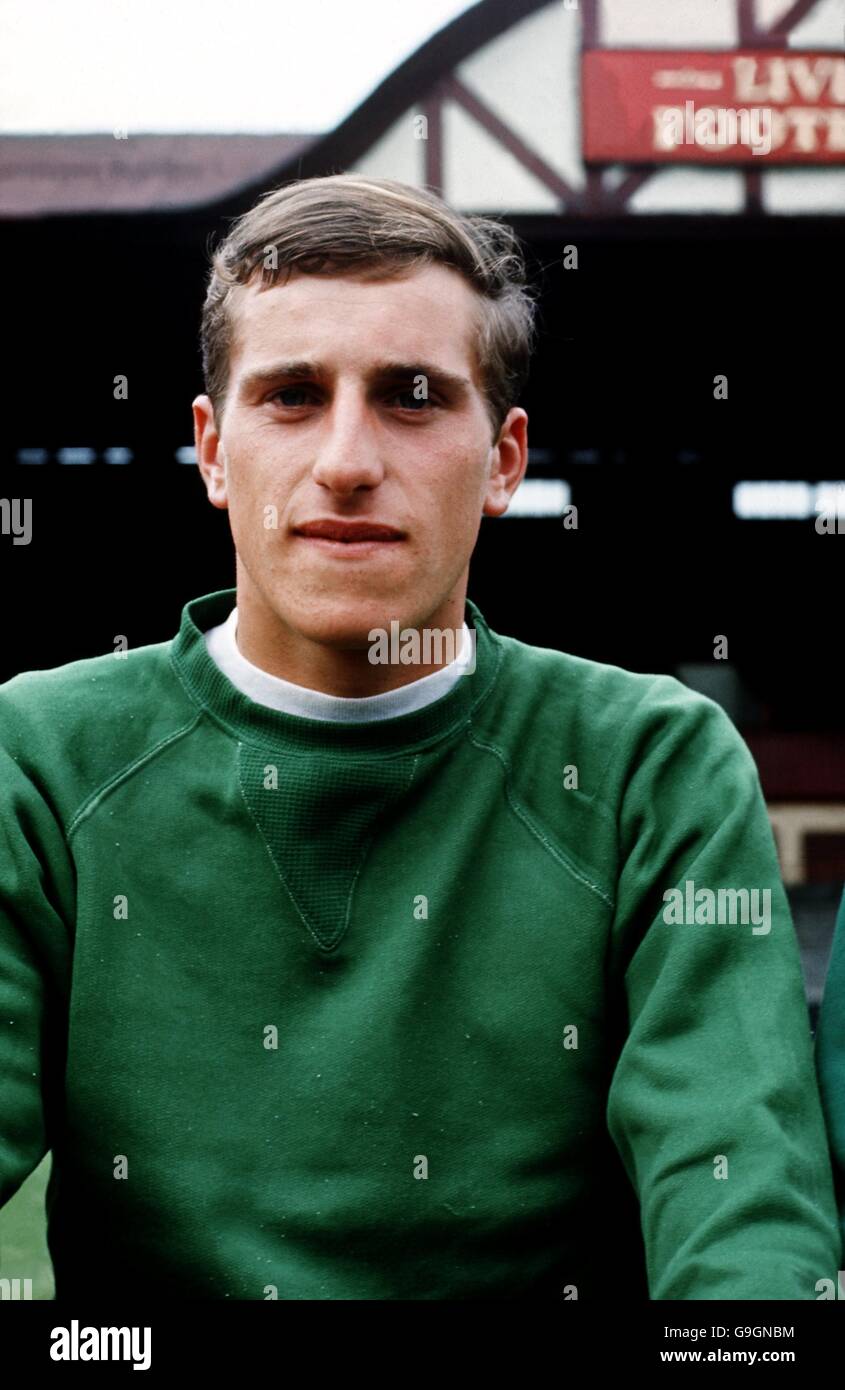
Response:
[236,360,473,397]
[369,362,473,395]
[237,361,316,394]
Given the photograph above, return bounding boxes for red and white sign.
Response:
[582,50,845,164]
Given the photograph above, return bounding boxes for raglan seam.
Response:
[464,726,616,910]
[66,712,204,841]
[481,641,681,835]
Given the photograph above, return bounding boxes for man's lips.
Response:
[292,520,405,543]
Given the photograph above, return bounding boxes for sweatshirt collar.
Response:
[169,587,503,754]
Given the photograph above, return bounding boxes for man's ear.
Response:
[482,407,528,519]
[193,394,228,510]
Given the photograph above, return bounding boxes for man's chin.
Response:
[273,598,408,653]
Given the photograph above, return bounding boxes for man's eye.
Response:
[270,386,314,407]
[390,389,432,411]
[267,387,434,410]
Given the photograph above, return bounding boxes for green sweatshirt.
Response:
[816,888,845,1258]
[0,587,839,1300]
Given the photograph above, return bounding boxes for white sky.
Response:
[0,0,476,133]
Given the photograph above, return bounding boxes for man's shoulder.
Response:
[481,627,747,819]
[0,636,200,805]
[492,627,733,741]
[0,636,176,719]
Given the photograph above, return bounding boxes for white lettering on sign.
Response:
[732,56,845,106]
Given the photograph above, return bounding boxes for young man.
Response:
[0,174,840,1300]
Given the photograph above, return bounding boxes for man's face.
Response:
[194,262,527,648]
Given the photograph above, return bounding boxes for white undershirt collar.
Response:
[203,606,472,723]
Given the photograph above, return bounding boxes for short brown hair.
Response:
[200,173,538,441]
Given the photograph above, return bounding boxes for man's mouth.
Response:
[292,519,406,547]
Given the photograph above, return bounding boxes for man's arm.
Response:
[605,686,841,1299]
[815,886,845,1258]
[0,734,74,1210]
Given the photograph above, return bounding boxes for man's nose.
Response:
[311,389,385,492]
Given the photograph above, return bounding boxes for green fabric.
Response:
[816,887,845,1258]
[0,587,840,1300]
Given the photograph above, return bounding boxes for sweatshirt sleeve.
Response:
[815,886,845,1256]
[0,725,75,1211]
[604,684,842,1299]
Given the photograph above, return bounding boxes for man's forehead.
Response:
[228,265,482,383]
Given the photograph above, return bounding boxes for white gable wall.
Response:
[348,0,844,217]
[454,2,585,192]
[442,103,562,211]
[601,0,738,47]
